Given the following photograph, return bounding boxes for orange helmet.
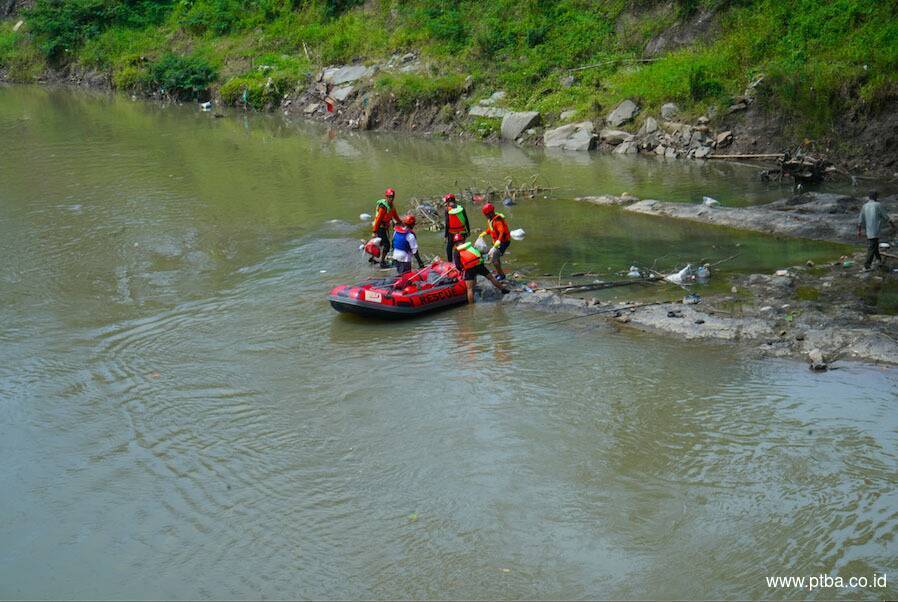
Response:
[481,202,495,216]
[403,214,416,227]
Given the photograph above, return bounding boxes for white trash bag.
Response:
[510,228,526,241]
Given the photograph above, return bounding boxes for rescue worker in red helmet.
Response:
[392,214,425,275]
[371,187,401,268]
[478,202,512,281]
[454,233,509,304]
[443,193,470,262]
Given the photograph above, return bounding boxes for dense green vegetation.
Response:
[1,0,896,135]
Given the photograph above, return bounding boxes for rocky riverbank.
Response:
[576,191,898,243]
[481,190,898,368]
[494,251,898,368]
[272,58,897,179]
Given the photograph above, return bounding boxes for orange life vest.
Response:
[456,242,483,270]
[487,213,511,244]
[447,206,468,234]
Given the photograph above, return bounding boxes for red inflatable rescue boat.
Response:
[328,259,467,318]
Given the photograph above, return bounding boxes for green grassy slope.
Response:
[2,0,896,137]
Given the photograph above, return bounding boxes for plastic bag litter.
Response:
[683,293,702,304]
[200,101,212,111]
[474,237,490,252]
[503,197,516,206]
[359,213,372,221]
[627,266,641,278]
[665,264,693,284]
[879,242,891,249]
[702,196,720,207]
[510,228,526,241]
[363,237,382,256]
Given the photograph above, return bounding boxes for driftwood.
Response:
[409,175,555,231]
[709,153,785,160]
[539,276,663,293]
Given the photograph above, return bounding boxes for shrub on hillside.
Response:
[375,72,466,111]
[26,0,173,60]
[147,52,217,100]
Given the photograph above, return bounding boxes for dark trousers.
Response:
[865,237,882,268]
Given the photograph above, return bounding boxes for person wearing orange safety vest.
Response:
[454,236,509,304]
[442,193,470,262]
[478,202,512,281]
[371,187,401,267]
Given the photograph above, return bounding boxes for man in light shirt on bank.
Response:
[857,191,894,271]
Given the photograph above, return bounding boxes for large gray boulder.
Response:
[599,129,633,145]
[500,111,540,140]
[637,116,659,137]
[322,64,376,86]
[543,121,596,151]
[661,103,679,120]
[606,99,639,127]
[330,85,354,102]
[469,105,510,118]
[613,141,638,154]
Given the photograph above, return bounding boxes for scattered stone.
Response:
[479,91,507,106]
[715,130,733,147]
[654,145,667,155]
[322,64,376,86]
[613,141,638,154]
[304,102,320,114]
[599,129,633,145]
[661,103,679,120]
[665,147,678,159]
[501,111,541,140]
[806,260,815,267]
[469,105,510,118]
[775,269,789,276]
[694,146,712,159]
[637,116,659,137]
[330,85,354,102]
[727,102,748,114]
[606,100,639,127]
[697,116,710,125]
[560,109,578,121]
[543,121,597,151]
[560,75,576,88]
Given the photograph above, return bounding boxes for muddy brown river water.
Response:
[1,85,896,599]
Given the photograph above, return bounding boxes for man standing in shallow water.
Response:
[857,191,894,271]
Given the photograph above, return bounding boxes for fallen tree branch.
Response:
[708,153,785,160]
[539,276,663,293]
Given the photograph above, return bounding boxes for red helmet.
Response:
[452,233,465,243]
[403,214,416,227]
[442,193,456,204]
[481,202,495,216]
[385,187,395,198]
